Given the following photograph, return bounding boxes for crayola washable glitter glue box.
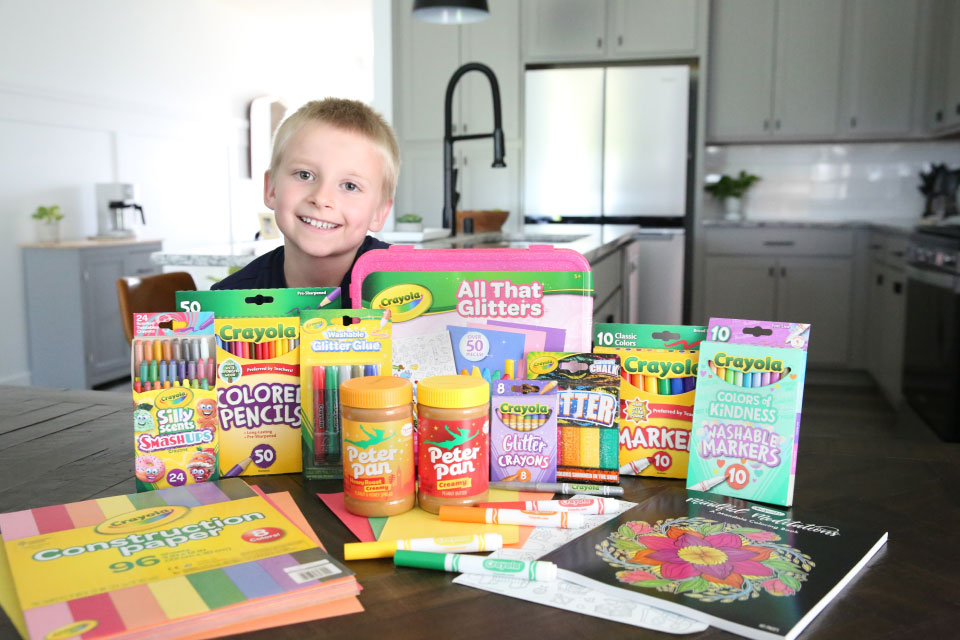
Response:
[214,315,302,476]
[490,379,558,483]
[131,312,219,492]
[350,246,593,386]
[594,323,706,479]
[687,318,810,507]
[526,353,621,484]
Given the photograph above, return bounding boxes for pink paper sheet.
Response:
[318,492,377,542]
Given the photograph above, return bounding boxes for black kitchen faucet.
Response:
[442,62,506,236]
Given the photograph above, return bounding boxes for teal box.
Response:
[175,287,341,317]
[686,318,809,507]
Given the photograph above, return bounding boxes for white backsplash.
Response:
[703,141,960,224]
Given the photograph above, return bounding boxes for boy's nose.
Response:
[309,182,335,208]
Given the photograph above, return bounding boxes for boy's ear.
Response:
[263,170,276,210]
[367,200,393,233]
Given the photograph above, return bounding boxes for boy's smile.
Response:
[265,122,391,271]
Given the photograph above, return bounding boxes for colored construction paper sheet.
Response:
[0,493,363,640]
[378,490,552,546]
[467,321,547,357]
[0,480,359,640]
[487,319,567,352]
[318,493,377,542]
[369,517,387,539]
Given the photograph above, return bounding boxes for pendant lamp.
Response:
[412,0,490,24]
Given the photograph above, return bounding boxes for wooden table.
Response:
[1,384,958,639]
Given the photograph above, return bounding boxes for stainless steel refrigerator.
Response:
[523,64,692,224]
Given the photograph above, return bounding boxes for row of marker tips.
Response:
[133,336,214,392]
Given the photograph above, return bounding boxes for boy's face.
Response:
[265,122,391,262]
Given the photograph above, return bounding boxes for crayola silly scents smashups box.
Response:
[131,312,219,492]
[215,317,302,476]
[595,323,706,479]
[687,318,810,507]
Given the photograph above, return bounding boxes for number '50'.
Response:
[109,556,160,572]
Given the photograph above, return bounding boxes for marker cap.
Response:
[344,540,398,560]
[438,506,488,523]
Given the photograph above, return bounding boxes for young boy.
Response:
[213,98,395,306]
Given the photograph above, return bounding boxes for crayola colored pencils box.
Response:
[215,317,302,476]
[490,379,558,483]
[526,353,621,484]
[131,312,219,492]
[595,323,706,480]
[687,318,810,507]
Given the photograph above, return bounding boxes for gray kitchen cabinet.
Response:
[624,233,686,325]
[840,0,922,138]
[863,231,908,404]
[701,228,855,367]
[925,0,960,133]
[23,240,162,388]
[707,0,843,141]
[522,0,704,62]
[593,287,623,326]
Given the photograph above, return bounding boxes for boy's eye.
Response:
[342,182,359,192]
[295,170,313,180]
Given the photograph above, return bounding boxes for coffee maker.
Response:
[95,183,146,238]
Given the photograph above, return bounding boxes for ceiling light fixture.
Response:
[412,0,490,24]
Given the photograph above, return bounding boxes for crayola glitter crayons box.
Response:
[594,323,706,479]
[687,318,810,507]
[131,312,219,492]
[215,316,302,476]
[526,353,621,484]
[176,287,342,315]
[490,379,558,483]
[299,309,393,480]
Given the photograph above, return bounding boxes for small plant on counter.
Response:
[31,204,64,242]
[395,213,424,232]
[31,205,64,224]
[396,214,422,223]
[705,171,761,221]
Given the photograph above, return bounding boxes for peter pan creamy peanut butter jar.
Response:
[341,376,415,517]
[416,375,490,514]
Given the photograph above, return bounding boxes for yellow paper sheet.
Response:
[0,536,26,639]
[378,490,552,544]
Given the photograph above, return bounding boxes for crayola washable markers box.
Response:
[527,353,621,484]
[594,323,706,479]
[215,316,302,476]
[299,309,392,480]
[490,379,558,483]
[687,318,810,507]
[131,312,219,492]
[176,287,342,315]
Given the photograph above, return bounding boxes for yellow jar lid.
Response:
[340,376,412,408]
[417,375,489,408]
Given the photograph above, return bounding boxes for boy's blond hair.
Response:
[268,98,400,204]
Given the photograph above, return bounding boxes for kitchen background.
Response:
[4,0,960,430]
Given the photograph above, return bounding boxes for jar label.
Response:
[343,417,414,501]
[418,415,489,499]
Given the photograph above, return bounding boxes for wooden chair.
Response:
[116,271,197,343]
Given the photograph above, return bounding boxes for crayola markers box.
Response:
[687,318,810,507]
[526,353,621,484]
[131,312,219,492]
[490,379,558,483]
[299,309,393,480]
[215,317,302,476]
[176,287,342,316]
[595,323,706,480]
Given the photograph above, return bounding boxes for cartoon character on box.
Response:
[135,455,165,483]
[196,398,217,429]
[187,448,217,483]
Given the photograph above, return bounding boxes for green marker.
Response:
[394,550,557,582]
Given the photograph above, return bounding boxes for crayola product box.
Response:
[176,287,342,315]
[595,323,706,479]
[215,316,302,476]
[687,318,810,507]
[131,312,219,492]
[299,309,393,480]
[350,247,593,388]
[490,379,558,483]
[526,353,621,484]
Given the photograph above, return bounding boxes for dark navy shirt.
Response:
[211,235,390,308]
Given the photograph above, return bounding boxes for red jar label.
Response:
[418,415,489,499]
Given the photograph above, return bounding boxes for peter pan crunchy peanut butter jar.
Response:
[341,376,415,517]
[416,375,490,514]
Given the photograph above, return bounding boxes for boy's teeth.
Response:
[299,216,339,229]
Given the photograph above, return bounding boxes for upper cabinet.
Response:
[839,0,922,138]
[522,0,706,62]
[708,0,843,141]
[925,0,960,133]
[707,0,926,142]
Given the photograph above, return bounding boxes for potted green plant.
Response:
[395,213,423,232]
[705,171,761,220]
[31,205,64,243]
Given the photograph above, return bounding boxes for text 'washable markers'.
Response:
[394,550,557,582]
[345,533,503,560]
[438,506,585,529]
[477,498,620,515]
[488,481,624,496]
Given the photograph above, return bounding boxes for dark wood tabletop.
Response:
[1,382,958,639]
